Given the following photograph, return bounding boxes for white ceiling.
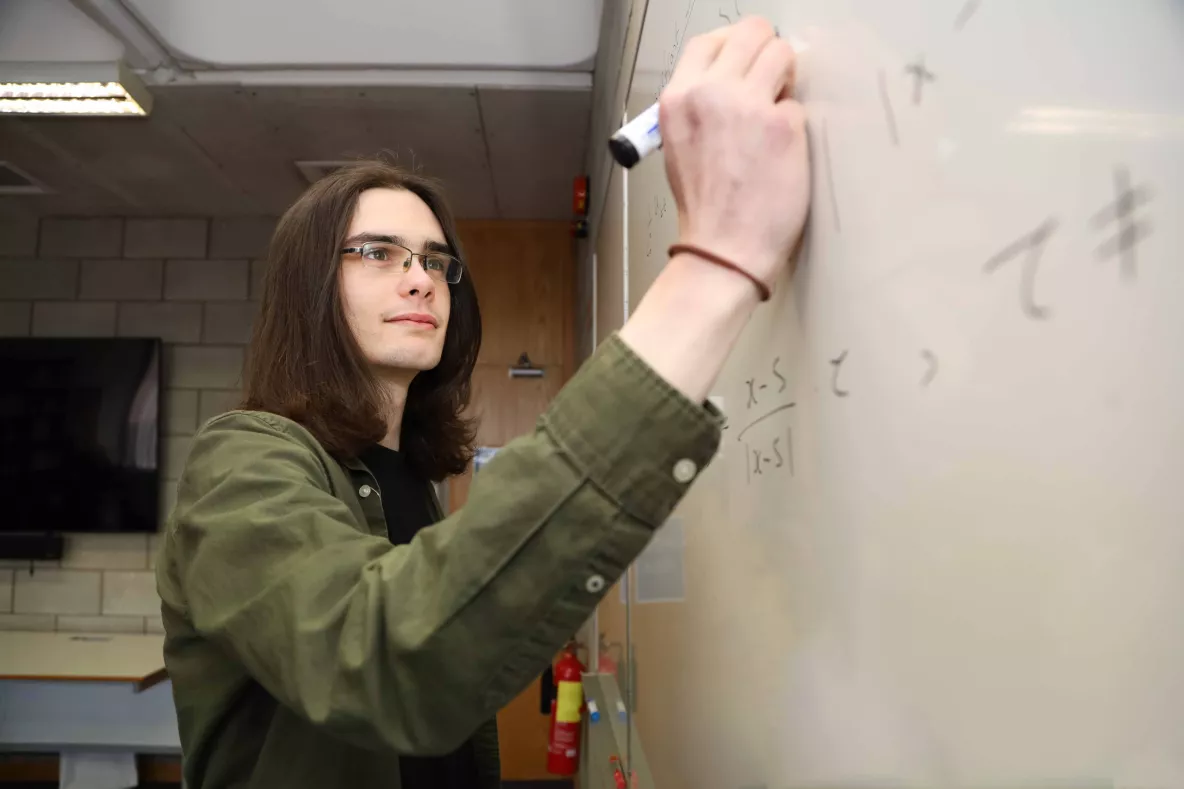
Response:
[124,0,602,71]
[0,0,124,63]
[0,0,598,220]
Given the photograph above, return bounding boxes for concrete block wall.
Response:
[0,215,276,634]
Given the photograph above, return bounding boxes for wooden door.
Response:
[450,220,575,781]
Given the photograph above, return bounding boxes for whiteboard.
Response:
[619,1,1184,787]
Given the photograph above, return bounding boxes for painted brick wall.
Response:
[0,215,276,634]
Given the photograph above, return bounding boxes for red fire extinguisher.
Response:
[546,640,587,775]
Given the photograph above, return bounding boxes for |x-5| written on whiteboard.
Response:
[615,0,1184,786]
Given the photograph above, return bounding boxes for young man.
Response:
[156,16,809,789]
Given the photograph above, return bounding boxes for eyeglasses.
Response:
[340,240,464,284]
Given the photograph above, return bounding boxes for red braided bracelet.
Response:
[668,243,771,302]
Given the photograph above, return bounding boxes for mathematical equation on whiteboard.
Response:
[641,0,1156,320]
[727,346,940,485]
[724,352,855,484]
[728,357,797,484]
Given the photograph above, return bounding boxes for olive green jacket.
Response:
[155,334,722,789]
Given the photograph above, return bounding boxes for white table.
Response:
[0,632,181,789]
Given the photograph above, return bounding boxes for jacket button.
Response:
[672,458,697,483]
[358,484,372,498]
[585,575,606,594]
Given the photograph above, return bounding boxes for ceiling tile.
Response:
[5,112,256,215]
[0,119,136,215]
[479,88,591,220]
[0,85,589,220]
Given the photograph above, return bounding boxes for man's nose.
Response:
[400,257,436,296]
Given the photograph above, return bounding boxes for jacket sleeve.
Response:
[165,333,721,755]
[471,718,502,789]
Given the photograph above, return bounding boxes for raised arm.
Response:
[621,16,809,400]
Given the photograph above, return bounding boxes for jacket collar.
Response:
[338,452,446,522]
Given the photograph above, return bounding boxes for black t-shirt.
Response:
[358,443,481,789]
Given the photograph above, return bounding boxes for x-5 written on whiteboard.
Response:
[734,356,796,486]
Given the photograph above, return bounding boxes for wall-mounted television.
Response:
[0,337,161,537]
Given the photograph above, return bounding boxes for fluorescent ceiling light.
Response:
[0,61,152,116]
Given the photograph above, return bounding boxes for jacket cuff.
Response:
[540,332,723,526]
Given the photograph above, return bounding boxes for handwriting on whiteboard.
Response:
[820,119,842,232]
[737,357,796,486]
[904,56,937,105]
[746,428,794,483]
[829,350,850,397]
[745,356,787,408]
[718,1,779,35]
[877,69,901,146]
[646,195,669,261]
[979,165,1152,319]
[983,217,1059,320]
[954,0,984,30]
[920,349,939,387]
[1092,166,1153,281]
[737,403,796,442]
[655,0,700,101]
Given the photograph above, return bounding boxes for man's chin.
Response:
[373,350,442,374]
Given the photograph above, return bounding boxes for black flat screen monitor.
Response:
[0,337,161,534]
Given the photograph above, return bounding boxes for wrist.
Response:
[662,251,763,315]
[617,250,759,403]
[668,243,771,302]
[676,220,784,288]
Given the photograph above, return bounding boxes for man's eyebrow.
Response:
[343,232,454,255]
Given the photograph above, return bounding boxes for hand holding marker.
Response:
[609,24,795,169]
[608,15,808,308]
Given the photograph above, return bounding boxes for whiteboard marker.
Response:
[608,102,661,169]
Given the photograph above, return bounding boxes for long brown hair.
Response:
[242,160,481,481]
